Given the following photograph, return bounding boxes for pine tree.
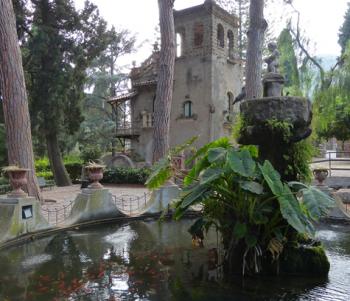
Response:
[81,28,136,153]
[0,0,41,199]
[25,0,112,186]
[277,28,300,94]
[339,3,350,54]
[152,0,176,162]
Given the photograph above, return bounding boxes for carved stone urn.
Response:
[85,163,105,189]
[4,166,29,197]
[313,168,329,186]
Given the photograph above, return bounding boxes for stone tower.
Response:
[108,0,243,165]
[170,0,243,149]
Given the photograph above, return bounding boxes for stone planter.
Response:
[4,167,29,198]
[85,164,105,189]
[313,168,329,186]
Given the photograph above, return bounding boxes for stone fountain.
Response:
[238,42,312,181]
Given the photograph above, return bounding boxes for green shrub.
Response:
[36,171,54,180]
[102,167,151,185]
[80,145,102,163]
[64,154,83,164]
[35,157,83,182]
[65,162,83,182]
[35,157,51,172]
[0,177,9,185]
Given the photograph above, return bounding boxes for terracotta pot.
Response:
[7,168,29,197]
[313,169,328,186]
[86,166,104,189]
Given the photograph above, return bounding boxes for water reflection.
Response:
[0,221,349,300]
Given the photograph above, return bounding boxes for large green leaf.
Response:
[241,181,264,194]
[146,157,172,189]
[259,161,284,196]
[208,147,227,163]
[277,184,314,236]
[288,181,308,191]
[301,187,335,220]
[199,167,222,185]
[233,222,247,239]
[184,157,210,186]
[180,184,209,208]
[227,149,256,177]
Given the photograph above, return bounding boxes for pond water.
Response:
[0,220,349,301]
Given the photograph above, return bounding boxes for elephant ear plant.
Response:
[146,137,335,276]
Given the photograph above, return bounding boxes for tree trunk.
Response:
[152,0,176,163]
[0,0,42,200]
[110,57,116,157]
[46,133,72,186]
[245,0,267,99]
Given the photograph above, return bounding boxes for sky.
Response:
[75,0,349,67]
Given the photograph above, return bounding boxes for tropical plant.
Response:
[146,137,334,275]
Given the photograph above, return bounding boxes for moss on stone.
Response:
[281,244,330,276]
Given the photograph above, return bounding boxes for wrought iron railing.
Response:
[41,199,74,225]
[312,151,350,177]
[112,192,151,215]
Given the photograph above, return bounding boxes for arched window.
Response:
[227,30,234,58]
[227,92,234,113]
[176,28,185,57]
[193,22,204,47]
[184,101,192,118]
[217,24,224,48]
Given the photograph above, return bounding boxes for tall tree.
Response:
[0,0,41,199]
[245,0,267,99]
[277,28,300,94]
[25,0,111,186]
[86,27,136,156]
[339,3,350,55]
[152,0,176,163]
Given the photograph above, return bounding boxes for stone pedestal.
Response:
[65,188,123,225]
[144,182,180,215]
[263,72,285,97]
[0,196,52,244]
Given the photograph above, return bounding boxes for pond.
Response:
[0,220,349,301]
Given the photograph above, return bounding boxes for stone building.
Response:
[108,0,243,165]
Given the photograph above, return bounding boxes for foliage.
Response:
[0,177,9,185]
[35,157,51,172]
[313,43,350,143]
[284,138,314,183]
[147,138,334,275]
[339,3,350,54]
[277,28,301,95]
[35,157,83,181]
[102,167,151,185]
[266,119,293,142]
[78,27,136,152]
[80,145,103,163]
[65,163,83,182]
[36,171,54,180]
[17,0,117,184]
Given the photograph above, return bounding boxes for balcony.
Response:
[115,126,140,139]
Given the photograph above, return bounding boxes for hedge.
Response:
[102,167,151,185]
[35,157,83,182]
